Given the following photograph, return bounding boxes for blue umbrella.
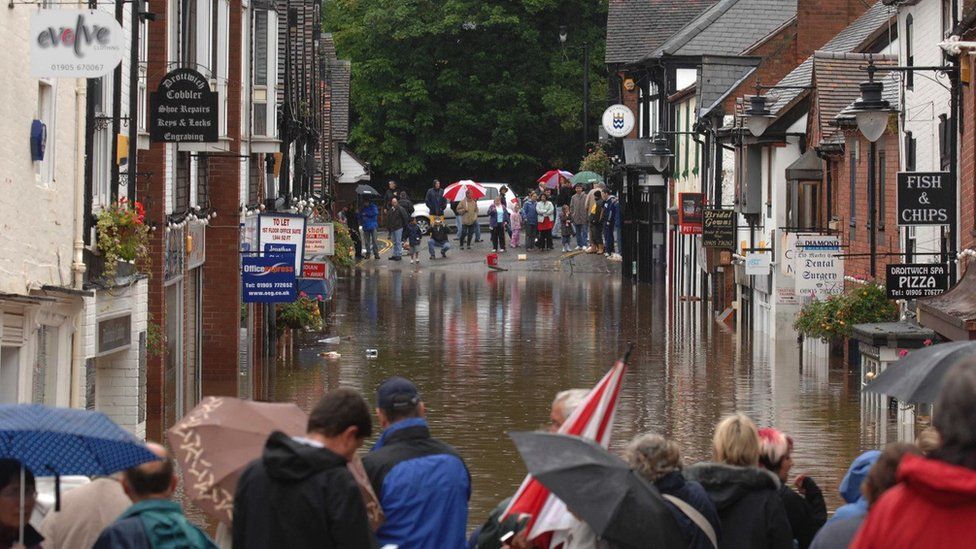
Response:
[0,404,158,476]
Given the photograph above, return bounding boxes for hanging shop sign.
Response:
[886,263,949,300]
[304,223,335,256]
[601,104,636,138]
[795,245,844,300]
[258,213,306,272]
[30,10,124,78]
[745,252,770,275]
[149,68,219,143]
[242,255,296,303]
[897,172,954,226]
[678,193,704,235]
[302,261,331,279]
[702,209,735,248]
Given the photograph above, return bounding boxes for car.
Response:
[411,183,519,234]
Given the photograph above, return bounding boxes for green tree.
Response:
[324,0,607,192]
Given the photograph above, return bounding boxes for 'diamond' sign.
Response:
[30,10,124,78]
[897,172,954,226]
[149,68,218,143]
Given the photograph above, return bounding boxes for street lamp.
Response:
[645,135,674,174]
[744,95,776,137]
[850,60,896,279]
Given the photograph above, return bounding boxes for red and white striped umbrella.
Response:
[443,180,486,201]
[537,169,574,189]
[503,348,630,546]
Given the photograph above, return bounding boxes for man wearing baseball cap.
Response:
[363,377,471,549]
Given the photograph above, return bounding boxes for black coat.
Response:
[780,478,826,549]
[684,463,793,549]
[233,432,376,549]
[556,186,574,208]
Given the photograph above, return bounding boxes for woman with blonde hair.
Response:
[684,414,793,549]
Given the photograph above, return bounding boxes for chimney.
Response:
[797,0,871,61]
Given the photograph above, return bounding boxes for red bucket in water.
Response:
[486,253,499,267]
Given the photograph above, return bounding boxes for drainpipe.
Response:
[71,75,88,408]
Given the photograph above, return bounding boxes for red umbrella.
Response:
[537,170,574,189]
[503,346,631,545]
[443,180,486,201]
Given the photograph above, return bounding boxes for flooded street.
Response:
[262,266,884,525]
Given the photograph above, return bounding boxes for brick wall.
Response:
[832,130,901,281]
[797,0,870,61]
[201,0,243,398]
[959,37,976,254]
[142,0,170,440]
[620,74,639,139]
[723,23,799,114]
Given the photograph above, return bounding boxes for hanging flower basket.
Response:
[96,198,150,281]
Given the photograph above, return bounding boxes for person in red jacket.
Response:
[852,359,976,549]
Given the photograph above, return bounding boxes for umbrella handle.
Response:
[621,342,635,364]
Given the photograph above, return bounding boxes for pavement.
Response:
[355,235,622,274]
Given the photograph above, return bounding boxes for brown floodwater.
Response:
[261,266,895,528]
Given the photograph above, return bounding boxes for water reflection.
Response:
[264,268,891,525]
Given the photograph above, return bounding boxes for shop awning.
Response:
[785,149,822,181]
[918,265,976,341]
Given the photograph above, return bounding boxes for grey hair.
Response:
[933,359,976,469]
[623,433,682,482]
[552,389,589,420]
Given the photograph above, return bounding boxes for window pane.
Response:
[253,102,267,136]
[176,152,190,211]
[255,11,267,86]
[197,153,209,207]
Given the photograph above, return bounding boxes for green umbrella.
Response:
[571,171,604,186]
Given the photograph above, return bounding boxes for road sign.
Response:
[897,172,954,226]
[242,255,296,303]
[886,263,949,300]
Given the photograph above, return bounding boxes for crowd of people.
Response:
[3,362,975,549]
[337,179,624,264]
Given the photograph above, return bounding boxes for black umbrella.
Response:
[864,341,976,404]
[355,184,380,197]
[508,431,684,549]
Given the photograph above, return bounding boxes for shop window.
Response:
[176,152,191,212]
[788,181,821,231]
[0,347,19,403]
[196,154,209,208]
[906,15,914,89]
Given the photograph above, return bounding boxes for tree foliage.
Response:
[324,0,608,192]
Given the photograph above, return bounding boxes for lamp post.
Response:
[560,26,589,154]
[645,134,674,174]
[850,61,896,279]
[743,95,776,138]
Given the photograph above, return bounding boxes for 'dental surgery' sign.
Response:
[30,10,124,78]
[897,172,954,226]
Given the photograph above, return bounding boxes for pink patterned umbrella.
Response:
[537,169,574,189]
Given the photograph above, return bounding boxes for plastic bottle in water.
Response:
[366,349,379,358]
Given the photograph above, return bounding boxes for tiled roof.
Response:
[605,0,720,64]
[696,55,761,118]
[765,1,896,116]
[328,60,351,142]
[835,71,900,121]
[813,52,895,145]
[655,0,797,57]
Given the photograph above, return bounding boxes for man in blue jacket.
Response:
[358,201,380,259]
[363,377,470,549]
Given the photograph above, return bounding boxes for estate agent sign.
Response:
[150,68,218,143]
[897,172,954,226]
[886,263,949,300]
[242,256,296,303]
[258,213,306,272]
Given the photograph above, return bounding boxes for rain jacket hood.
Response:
[263,431,347,482]
[840,450,880,504]
[685,463,781,510]
[899,453,976,506]
[830,450,880,522]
